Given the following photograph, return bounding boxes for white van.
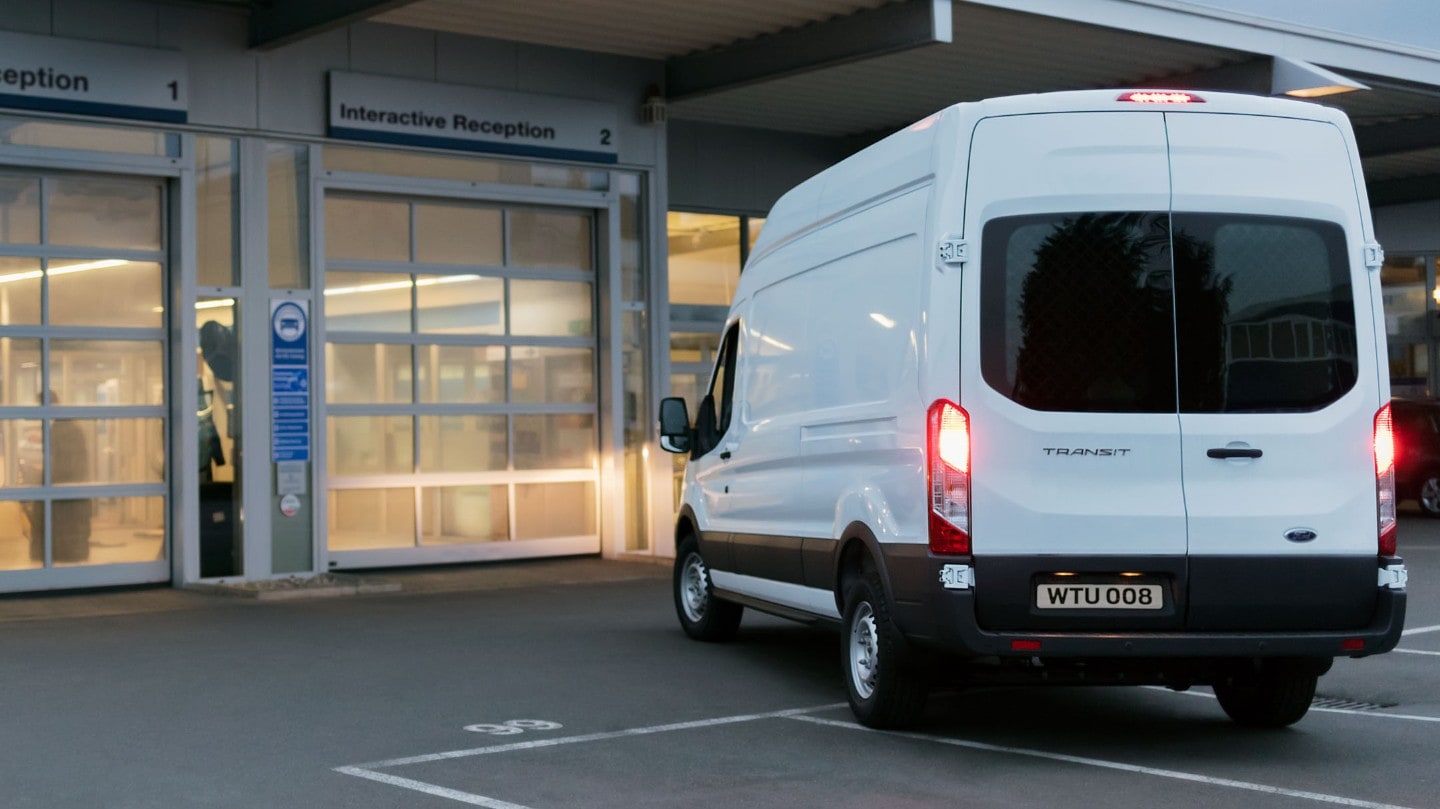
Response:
[658,89,1409,729]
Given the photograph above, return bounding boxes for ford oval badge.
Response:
[1284,528,1318,543]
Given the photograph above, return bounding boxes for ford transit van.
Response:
[659,89,1407,729]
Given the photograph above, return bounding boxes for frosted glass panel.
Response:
[415,203,502,265]
[511,346,594,404]
[421,486,509,544]
[0,260,40,325]
[328,416,414,476]
[510,279,591,337]
[325,196,409,262]
[513,414,595,470]
[509,210,592,270]
[49,259,162,328]
[325,271,412,333]
[416,274,504,335]
[419,415,506,473]
[515,482,595,539]
[0,176,39,244]
[418,344,505,404]
[48,176,162,250]
[51,419,164,485]
[328,488,415,550]
[325,343,412,404]
[50,340,164,406]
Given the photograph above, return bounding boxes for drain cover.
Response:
[1311,696,1397,711]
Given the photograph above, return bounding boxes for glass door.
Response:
[0,171,169,587]
[322,191,600,565]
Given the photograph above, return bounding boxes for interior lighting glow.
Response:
[48,258,130,276]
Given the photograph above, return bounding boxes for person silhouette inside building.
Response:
[25,391,92,565]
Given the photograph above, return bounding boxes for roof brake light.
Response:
[1118,91,1205,104]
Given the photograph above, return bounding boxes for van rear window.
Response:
[981,212,1356,414]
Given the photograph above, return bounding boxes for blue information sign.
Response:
[270,300,311,462]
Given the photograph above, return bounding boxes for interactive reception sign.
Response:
[328,71,619,164]
[0,30,187,123]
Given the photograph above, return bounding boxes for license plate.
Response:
[1036,583,1163,610]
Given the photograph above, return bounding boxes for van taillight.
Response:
[1375,404,1397,556]
[1117,91,1205,104]
[928,399,970,555]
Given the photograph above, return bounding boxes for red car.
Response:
[1392,397,1440,516]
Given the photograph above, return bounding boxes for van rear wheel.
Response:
[674,535,742,641]
[1213,662,1317,728]
[1418,474,1440,517]
[842,569,928,728]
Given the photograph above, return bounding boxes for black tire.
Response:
[841,568,929,729]
[1418,473,1440,517]
[1213,662,1318,728]
[673,534,742,641]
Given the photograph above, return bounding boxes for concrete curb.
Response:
[186,574,402,601]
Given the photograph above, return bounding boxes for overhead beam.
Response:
[1355,116,1440,159]
[249,0,414,51]
[1367,173,1440,208]
[666,0,952,101]
[1157,56,1367,98]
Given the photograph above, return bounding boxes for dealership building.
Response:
[0,0,1438,594]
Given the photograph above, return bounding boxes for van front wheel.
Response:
[673,535,742,641]
[1213,662,1317,728]
[842,571,928,728]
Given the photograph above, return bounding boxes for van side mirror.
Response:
[658,397,693,454]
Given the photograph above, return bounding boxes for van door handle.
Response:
[719,443,737,460]
[1207,447,1262,459]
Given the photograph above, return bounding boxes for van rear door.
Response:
[1166,113,1380,631]
[964,112,1188,631]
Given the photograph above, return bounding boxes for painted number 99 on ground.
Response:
[463,719,564,735]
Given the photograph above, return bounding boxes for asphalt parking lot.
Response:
[1,516,1438,809]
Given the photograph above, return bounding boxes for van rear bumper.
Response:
[889,554,1407,660]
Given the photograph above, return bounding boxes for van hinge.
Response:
[938,238,968,266]
[1363,242,1385,272]
[1378,563,1407,590]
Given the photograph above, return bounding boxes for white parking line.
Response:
[1394,648,1440,657]
[335,767,529,809]
[789,715,1419,809]
[1401,624,1440,636]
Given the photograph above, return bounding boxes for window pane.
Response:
[327,416,413,476]
[0,499,42,570]
[196,137,239,287]
[515,482,595,539]
[667,212,740,306]
[1174,215,1356,412]
[324,271,412,333]
[0,117,174,156]
[0,419,42,487]
[981,213,1177,413]
[325,343,412,404]
[50,340,164,406]
[1382,257,1429,397]
[268,142,311,289]
[327,488,414,550]
[51,419,164,485]
[670,331,720,365]
[50,259,162,328]
[48,176,162,251]
[416,274,504,335]
[421,486,509,544]
[417,344,504,404]
[618,173,644,301]
[53,495,166,567]
[323,146,607,191]
[0,257,41,324]
[513,414,595,470]
[419,415,506,473]
[325,196,409,262]
[0,338,41,406]
[414,203,502,265]
[509,210,592,270]
[510,279,591,336]
[0,175,39,244]
[512,346,594,404]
